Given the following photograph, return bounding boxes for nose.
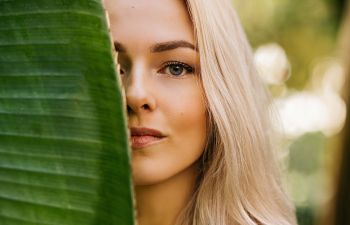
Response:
[124,65,156,115]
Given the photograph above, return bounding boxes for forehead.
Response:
[105,0,194,46]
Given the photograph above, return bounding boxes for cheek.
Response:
[168,91,207,147]
[160,78,207,154]
[132,80,208,185]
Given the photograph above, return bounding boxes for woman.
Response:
[105,0,297,224]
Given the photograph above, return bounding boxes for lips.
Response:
[130,127,166,149]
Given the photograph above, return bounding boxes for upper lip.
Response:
[130,127,165,137]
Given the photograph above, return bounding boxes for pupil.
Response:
[170,65,183,75]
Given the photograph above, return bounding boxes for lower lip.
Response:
[131,135,165,149]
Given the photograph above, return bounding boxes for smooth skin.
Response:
[105,0,208,224]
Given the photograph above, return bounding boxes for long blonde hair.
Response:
[177,0,298,224]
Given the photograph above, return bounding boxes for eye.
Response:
[159,61,194,77]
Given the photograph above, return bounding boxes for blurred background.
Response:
[232,0,350,224]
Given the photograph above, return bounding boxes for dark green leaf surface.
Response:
[0,0,134,224]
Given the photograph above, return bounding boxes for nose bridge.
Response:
[125,60,148,94]
[124,60,155,113]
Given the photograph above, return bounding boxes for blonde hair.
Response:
[177,0,298,224]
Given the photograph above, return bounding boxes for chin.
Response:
[131,160,169,186]
[131,160,199,187]
[132,170,172,186]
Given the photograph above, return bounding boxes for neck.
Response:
[135,163,198,225]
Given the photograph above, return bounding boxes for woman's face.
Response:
[105,0,207,185]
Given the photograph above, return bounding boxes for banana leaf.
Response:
[0,0,135,224]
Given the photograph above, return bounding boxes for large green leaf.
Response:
[0,0,135,224]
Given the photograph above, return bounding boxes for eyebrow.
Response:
[151,40,197,52]
[114,40,197,53]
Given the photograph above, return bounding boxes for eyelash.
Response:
[118,61,195,76]
[158,61,195,77]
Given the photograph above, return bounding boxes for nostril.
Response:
[142,104,150,110]
[127,105,132,114]
[126,104,150,114]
